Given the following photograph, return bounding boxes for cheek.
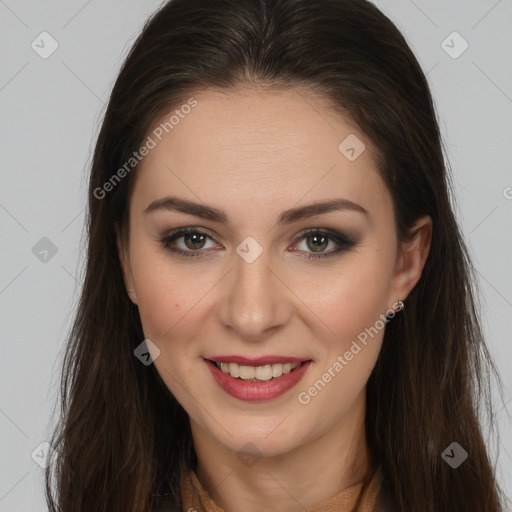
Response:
[137,275,196,343]
[128,239,194,341]
[293,259,391,429]
[132,259,204,398]
[312,256,392,344]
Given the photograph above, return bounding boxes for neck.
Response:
[190,392,371,512]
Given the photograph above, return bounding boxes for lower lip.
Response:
[205,359,312,402]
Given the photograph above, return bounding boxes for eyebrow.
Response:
[144,195,368,225]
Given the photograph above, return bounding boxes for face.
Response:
[117,87,430,460]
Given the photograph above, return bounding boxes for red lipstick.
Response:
[208,355,307,366]
[204,357,312,402]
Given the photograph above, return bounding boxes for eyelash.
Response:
[159,227,357,260]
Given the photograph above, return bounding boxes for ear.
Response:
[388,215,432,306]
[115,223,137,305]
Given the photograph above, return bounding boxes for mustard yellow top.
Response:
[177,465,388,512]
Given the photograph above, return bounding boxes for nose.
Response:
[217,248,292,342]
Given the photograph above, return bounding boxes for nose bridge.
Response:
[219,243,290,339]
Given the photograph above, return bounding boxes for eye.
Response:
[160,228,219,258]
[160,227,357,260]
[292,229,357,259]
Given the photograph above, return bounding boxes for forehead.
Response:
[131,87,390,220]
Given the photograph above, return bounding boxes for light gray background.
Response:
[0,0,511,510]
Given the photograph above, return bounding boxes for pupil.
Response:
[309,234,327,252]
[186,233,205,250]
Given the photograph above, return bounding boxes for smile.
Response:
[214,360,302,381]
[204,357,312,402]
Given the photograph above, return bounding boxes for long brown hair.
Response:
[45,0,506,510]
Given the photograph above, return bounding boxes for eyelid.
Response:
[291,228,357,258]
[160,226,357,259]
[160,227,220,258]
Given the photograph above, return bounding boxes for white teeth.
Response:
[254,365,273,381]
[272,364,283,378]
[228,362,239,378]
[238,365,255,380]
[215,361,301,381]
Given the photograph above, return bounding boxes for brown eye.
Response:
[160,228,218,258]
[294,229,357,260]
[305,234,329,253]
[183,232,207,250]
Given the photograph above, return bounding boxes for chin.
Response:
[211,414,307,457]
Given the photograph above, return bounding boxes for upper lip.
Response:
[206,355,310,366]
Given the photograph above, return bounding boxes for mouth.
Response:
[205,359,309,382]
[204,357,313,402]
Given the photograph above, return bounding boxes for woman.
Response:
[45,0,506,510]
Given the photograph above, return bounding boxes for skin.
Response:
[117,87,432,512]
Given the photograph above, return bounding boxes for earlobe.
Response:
[390,215,433,303]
